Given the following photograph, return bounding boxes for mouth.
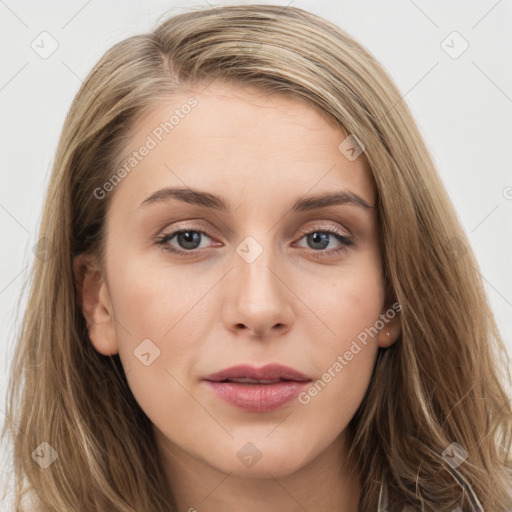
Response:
[203,364,312,412]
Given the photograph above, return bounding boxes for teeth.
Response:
[227,377,283,384]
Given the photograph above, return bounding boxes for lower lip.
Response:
[204,380,311,412]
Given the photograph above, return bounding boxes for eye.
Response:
[155,228,217,255]
[294,225,354,258]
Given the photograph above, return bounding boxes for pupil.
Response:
[308,232,329,250]
[178,231,200,249]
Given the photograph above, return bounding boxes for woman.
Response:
[2,4,511,511]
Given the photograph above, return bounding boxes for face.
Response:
[78,82,400,482]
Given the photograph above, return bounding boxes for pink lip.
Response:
[204,363,311,382]
[203,364,312,412]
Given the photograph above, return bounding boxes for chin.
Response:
[210,440,314,479]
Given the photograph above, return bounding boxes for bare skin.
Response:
[76,82,401,512]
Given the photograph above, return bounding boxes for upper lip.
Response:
[204,364,312,383]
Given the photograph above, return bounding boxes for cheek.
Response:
[107,245,209,341]
[295,249,385,347]
[107,257,209,432]
[295,301,380,445]
[292,252,384,415]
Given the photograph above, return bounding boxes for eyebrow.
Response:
[138,187,373,212]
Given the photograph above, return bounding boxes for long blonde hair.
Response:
[2,4,511,511]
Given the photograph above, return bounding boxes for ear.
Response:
[73,253,119,356]
[376,303,402,348]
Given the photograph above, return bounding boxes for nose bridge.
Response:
[235,233,281,302]
[223,232,293,336]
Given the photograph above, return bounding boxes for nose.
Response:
[221,240,294,340]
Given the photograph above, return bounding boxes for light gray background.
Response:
[1,0,511,505]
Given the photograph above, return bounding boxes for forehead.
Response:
[107,82,375,215]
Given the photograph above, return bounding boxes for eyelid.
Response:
[158,220,220,240]
[295,221,351,238]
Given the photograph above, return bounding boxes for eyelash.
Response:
[154,224,354,259]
